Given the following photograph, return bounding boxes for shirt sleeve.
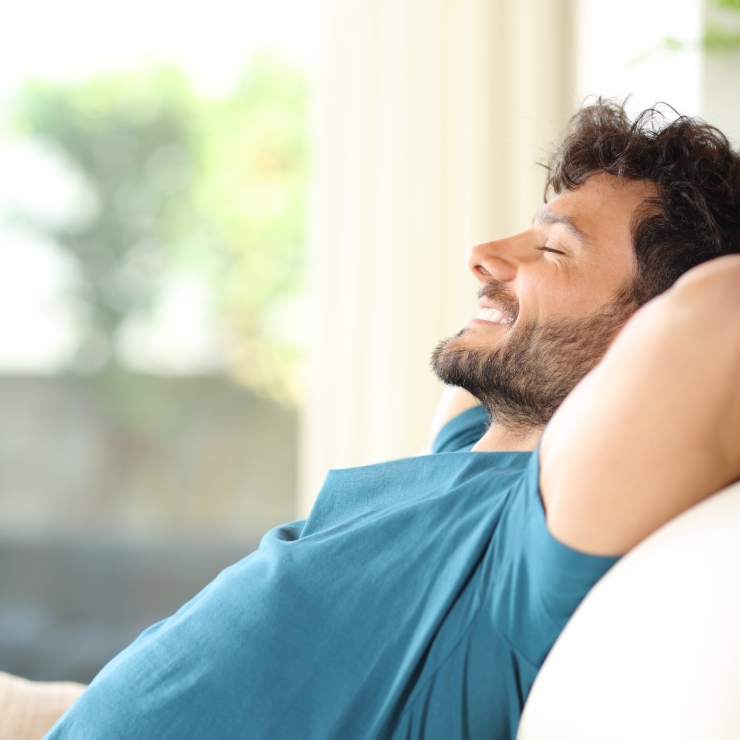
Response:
[431,405,489,453]
[487,449,619,670]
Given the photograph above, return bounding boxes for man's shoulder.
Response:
[432,405,489,453]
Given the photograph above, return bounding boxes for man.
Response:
[46,101,740,739]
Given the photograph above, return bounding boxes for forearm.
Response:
[541,255,740,556]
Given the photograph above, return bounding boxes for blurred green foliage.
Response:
[659,0,740,55]
[703,25,740,52]
[10,54,308,400]
[713,0,740,12]
[704,0,740,51]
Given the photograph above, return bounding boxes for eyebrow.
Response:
[533,208,590,246]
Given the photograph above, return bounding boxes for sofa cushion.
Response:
[0,671,85,740]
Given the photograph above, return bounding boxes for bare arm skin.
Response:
[428,387,482,446]
[541,255,740,556]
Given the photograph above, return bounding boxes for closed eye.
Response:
[539,246,565,255]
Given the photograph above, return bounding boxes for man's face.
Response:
[432,173,655,429]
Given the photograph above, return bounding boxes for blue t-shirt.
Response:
[46,406,617,740]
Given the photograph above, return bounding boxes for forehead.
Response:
[539,173,657,246]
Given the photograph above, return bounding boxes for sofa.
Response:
[0,671,84,740]
[518,479,740,738]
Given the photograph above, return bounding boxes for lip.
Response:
[468,317,508,327]
[477,299,500,310]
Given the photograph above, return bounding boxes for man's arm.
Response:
[541,255,740,556]
[428,386,482,447]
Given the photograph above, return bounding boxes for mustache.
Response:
[478,280,520,322]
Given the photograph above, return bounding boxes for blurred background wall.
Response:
[0,0,738,683]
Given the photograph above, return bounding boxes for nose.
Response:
[467,235,523,284]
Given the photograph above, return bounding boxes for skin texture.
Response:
[432,172,740,555]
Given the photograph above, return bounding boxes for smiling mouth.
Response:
[477,280,519,325]
[476,307,513,325]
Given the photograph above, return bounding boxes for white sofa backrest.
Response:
[518,480,740,740]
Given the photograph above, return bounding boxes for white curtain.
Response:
[300,0,576,513]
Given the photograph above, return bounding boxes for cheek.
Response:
[524,273,596,318]
[596,247,637,302]
[526,270,623,320]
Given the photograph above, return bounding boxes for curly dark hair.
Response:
[546,99,740,305]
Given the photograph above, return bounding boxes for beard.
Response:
[431,290,634,432]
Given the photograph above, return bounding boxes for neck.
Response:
[472,419,542,452]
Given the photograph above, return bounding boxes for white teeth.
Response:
[476,308,511,324]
